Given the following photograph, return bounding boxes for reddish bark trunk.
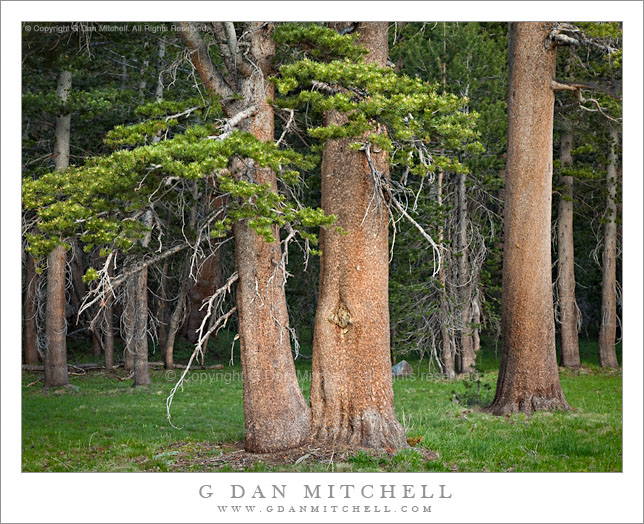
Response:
[179,22,310,452]
[557,124,580,368]
[310,23,406,449]
[598,127,620,368]
[488,23,569,415]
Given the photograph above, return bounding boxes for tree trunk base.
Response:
[311,408,407,451]
[244,411,310,454]
[487,393,570,416]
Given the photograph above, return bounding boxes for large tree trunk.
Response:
[488,23,569,415]
[44,70,72,389]
[456,171,476,374]
[179,22,310,452]
[310,23,406,450]
[557,123,581,368]
[23,253,40,365]
[232,24,309,453]
[598,127,620,368]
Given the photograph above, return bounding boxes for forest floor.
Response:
[21,336,622,472]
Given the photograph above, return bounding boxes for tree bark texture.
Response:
[132,267,151,386]
[44,244,69,388]
[556,123,581,368]
[437,171,455,379]
[598,127,620,368]
[310,23,406,449]
[44,70,72,389]
[123,277,136,372]
[132,211,152,386]
[104,292,115,371]
[232,24,309,452]
[488,23,569,415]
[456,171,476,374]
[179,22,310,452]
[24,253,40,365]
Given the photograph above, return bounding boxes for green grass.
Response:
[22,337,622,472]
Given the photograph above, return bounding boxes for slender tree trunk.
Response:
[123,276,135,372]
[179,21,310,452]
[91,329,102,358]
[157,259,169,354]
[310,23,406,450]
[163,276,187,370]
[598,127,620,368]
[120,58,128,91]
[24,253,40,365]
[132,211,152,386]
[133,267,151,386]
[437,171,455,379]
[182,253,221,343]
[154,38,166,103]
[104,269,115,372]
[456,171,476,374]
[557,123,581,368]
[488,23,569,415]
[44,70,72,389]
[472,294,481,354]
[45,244,69,388]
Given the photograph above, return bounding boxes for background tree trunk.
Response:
[45,244,69,388]
[162,273,187,370]
[488,22,569,415]
[44,70,72,389]
[132,211,152,386]
[598,127,620,368]
[557,123,581,368]
[132,267,151,386]
[157,259,169,356]
[182,253,221,343]
[456,171,476,374]
[310,22,406,450]
[104,274,115,372]
[123,277,135,372]
[437,171,455,379]
[23,253,40,365]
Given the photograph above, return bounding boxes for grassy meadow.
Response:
[22,334,622,472]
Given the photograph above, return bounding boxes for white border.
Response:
[2,2,642,523]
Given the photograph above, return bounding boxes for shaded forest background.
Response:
[21,22,621,371]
